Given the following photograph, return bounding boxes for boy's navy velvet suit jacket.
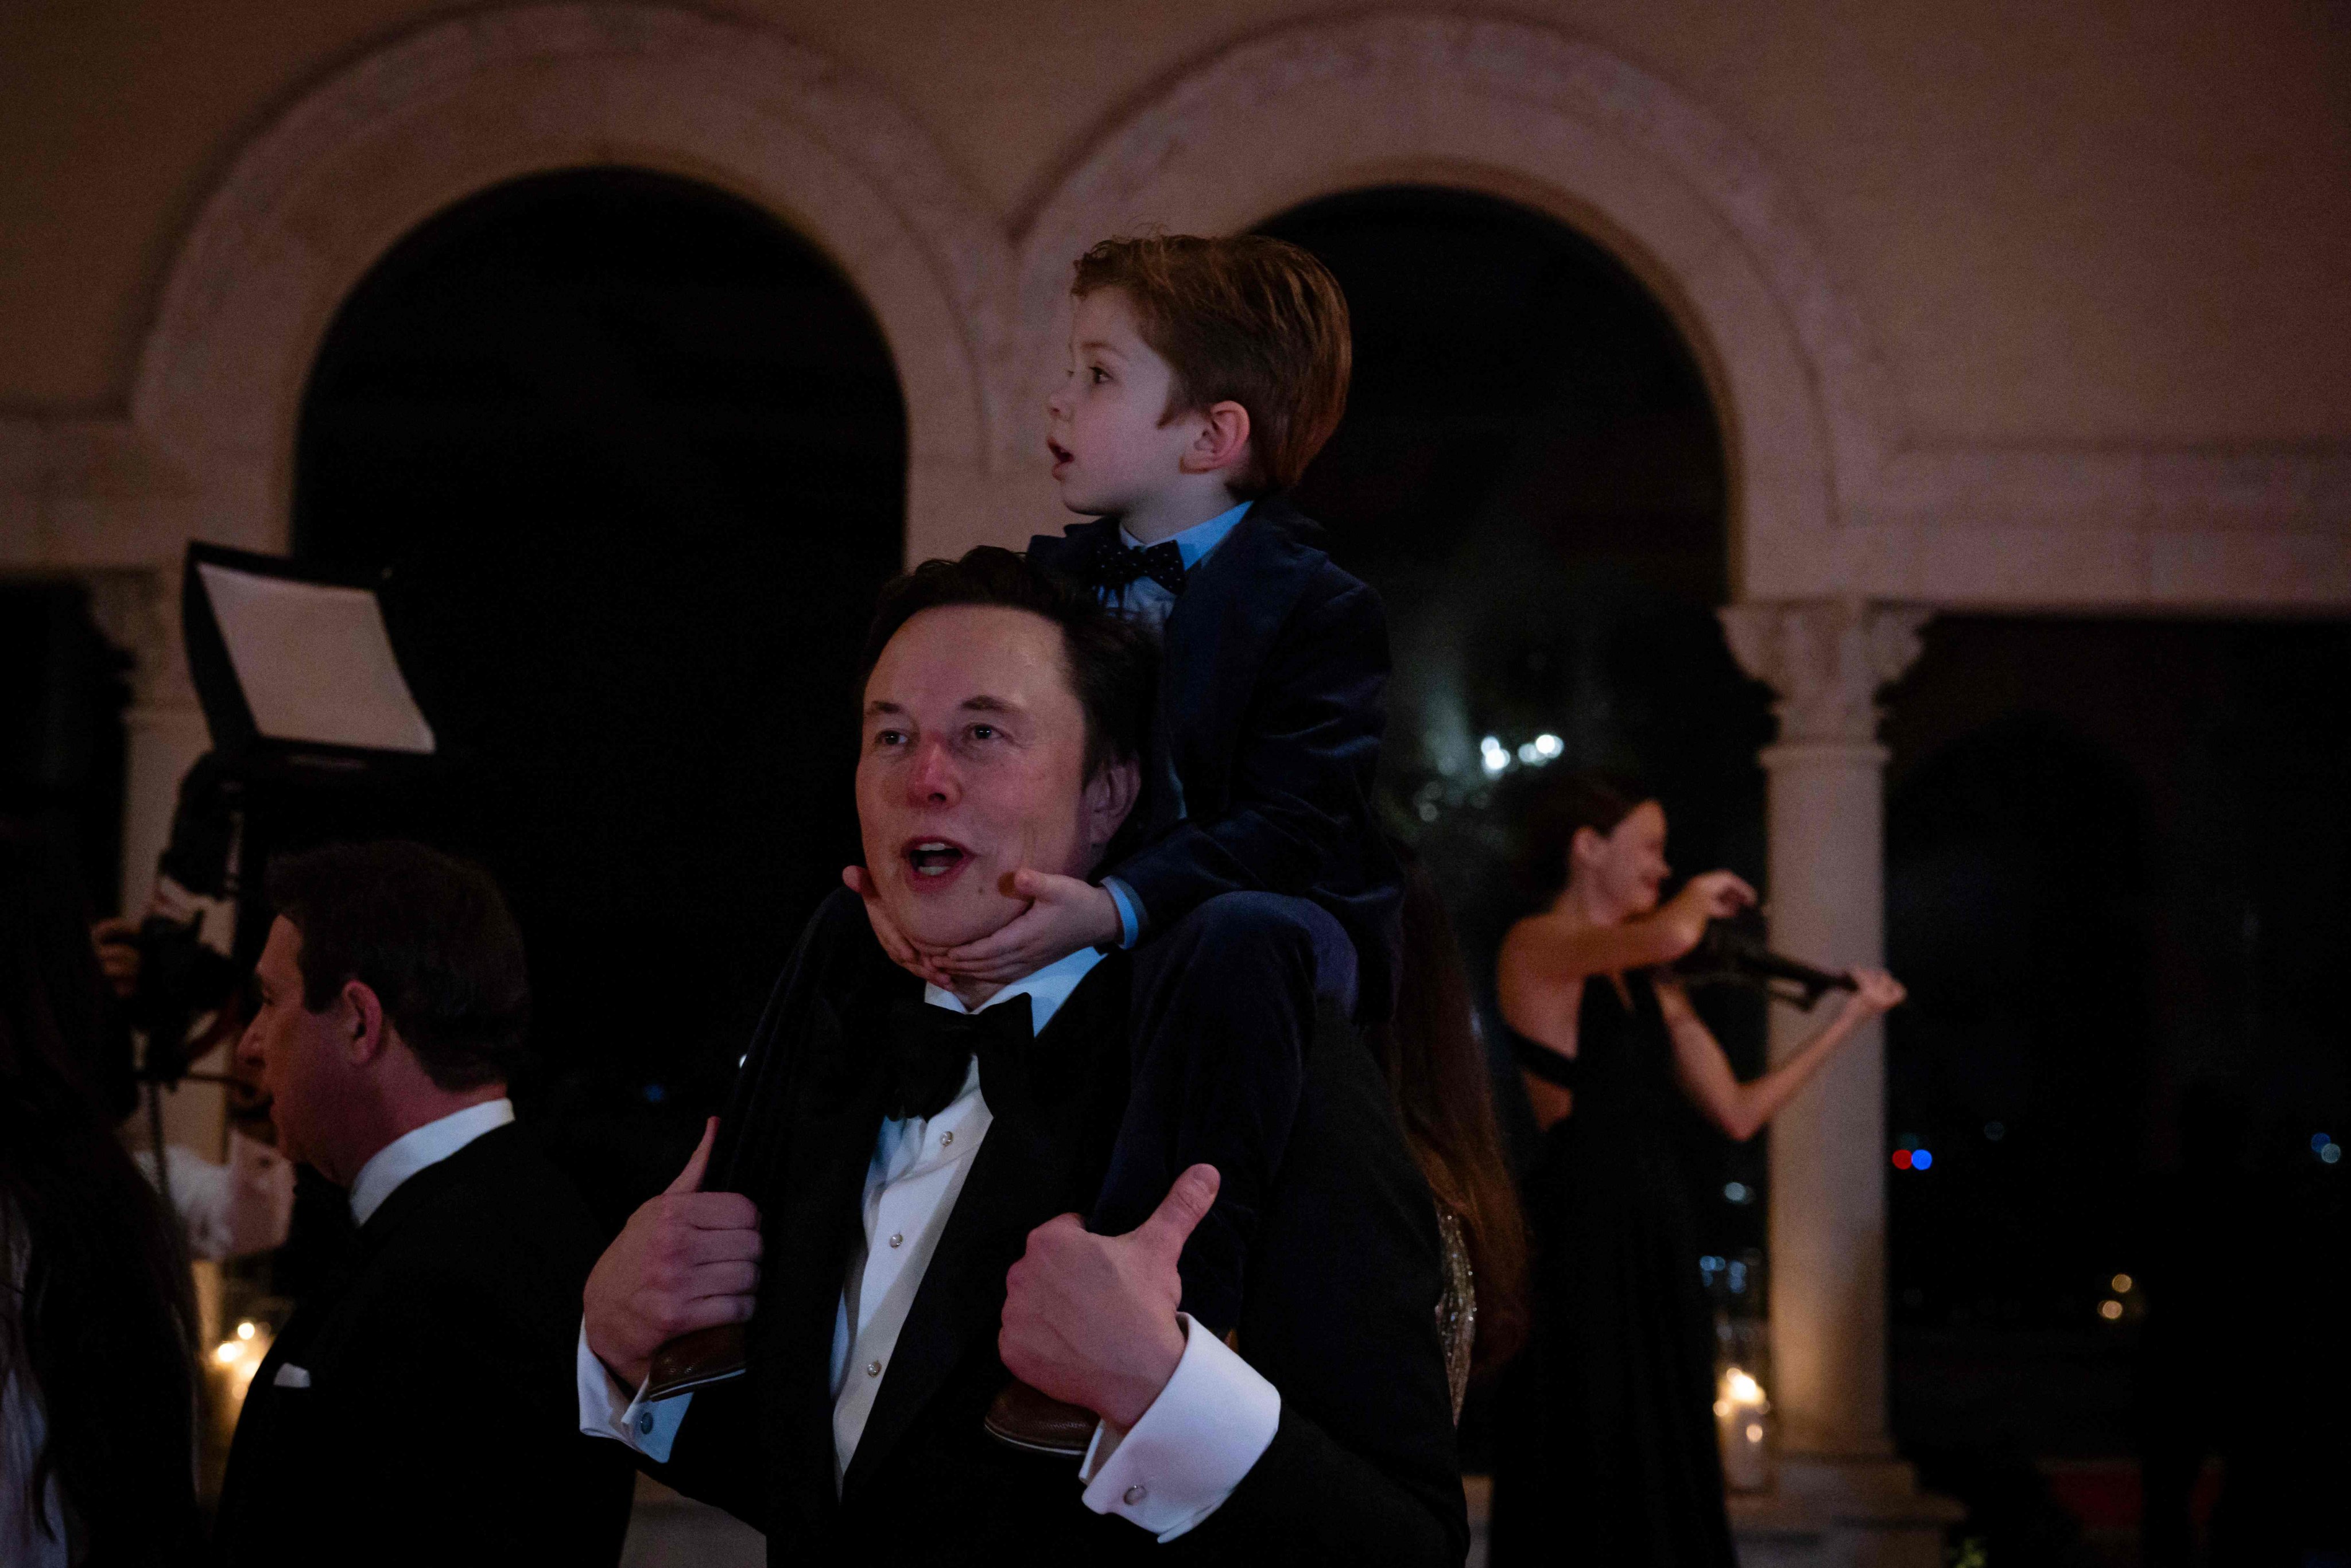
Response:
[1028,497,1404,1015]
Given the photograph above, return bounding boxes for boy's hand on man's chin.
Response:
[936,870,1121,982]
[843,865,955,987]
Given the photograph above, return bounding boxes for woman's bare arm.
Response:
[1658,971,1907,1142]
[1519,1071,1575,1133]
[1502,871,1756,987]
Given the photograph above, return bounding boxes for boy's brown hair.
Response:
[1072,234,1351,496]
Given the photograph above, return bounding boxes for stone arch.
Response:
[132,3,1017,564]
[1010,14,1899,597]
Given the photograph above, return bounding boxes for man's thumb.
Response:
[1128,1163,1220,1265]
[666,1117,718,1196]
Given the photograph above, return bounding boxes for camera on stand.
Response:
[121,543,453,1174]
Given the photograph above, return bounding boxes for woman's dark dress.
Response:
[1489,969,1736,1567]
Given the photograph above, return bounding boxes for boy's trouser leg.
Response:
[1100,891,1358,1335]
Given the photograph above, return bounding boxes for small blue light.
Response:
[642,1082,667,1104]
[2315,1132,2334,1154]
[1911,1148,1933,1171]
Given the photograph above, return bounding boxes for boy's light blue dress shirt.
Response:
[1097,500,1251,946]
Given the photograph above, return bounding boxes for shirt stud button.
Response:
[637,1411,654,1435]
[866,1359,882,1377]
[1124,1484,1148,1505]
[940,1130,954,1147]
[888,1232,904,1248]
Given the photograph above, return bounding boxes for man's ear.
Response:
[1177,400,1252,478]
[1084,755,1143,851]
[337,979,391,1067]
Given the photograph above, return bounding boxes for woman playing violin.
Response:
[1487,773,1903,1567]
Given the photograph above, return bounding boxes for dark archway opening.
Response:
[1883,618,2351,1556]
[1256,185,1762,1459]
[296,168,906,1218]
[0,582,129,918]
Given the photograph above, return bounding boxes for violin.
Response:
[1672,913,1856,1011]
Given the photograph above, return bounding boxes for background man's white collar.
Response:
[347,1097,514,1225]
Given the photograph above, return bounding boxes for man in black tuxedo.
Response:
[580,551,1465,1562]
[216,841,633,1567]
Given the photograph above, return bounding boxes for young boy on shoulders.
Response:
[851,233,1402,1330]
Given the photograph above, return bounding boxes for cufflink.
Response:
[1124,1484,1148,1505]
[638,1411,655,1436]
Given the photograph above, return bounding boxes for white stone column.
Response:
[1718,600,1957,1568]
[88,568,226,1159]
[88,569,210,915]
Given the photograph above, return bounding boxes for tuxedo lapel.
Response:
[751,985,897,1526]
[838,957,1131,1497]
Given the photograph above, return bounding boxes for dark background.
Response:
[293,168,906,1221]
[9,168,2348,1561]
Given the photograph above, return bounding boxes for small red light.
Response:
[1891,1149,1913,1170]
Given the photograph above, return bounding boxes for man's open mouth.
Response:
[1047,440,1072,465]
[905,839,969,879]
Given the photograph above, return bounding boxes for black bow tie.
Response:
[882,994,1033,1121]
[1083,538,1188,597]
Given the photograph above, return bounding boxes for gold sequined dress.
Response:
[1434,1205,1476,1422]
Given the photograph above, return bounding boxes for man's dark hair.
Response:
[859,546,1157,781]
[264,841,530,1092]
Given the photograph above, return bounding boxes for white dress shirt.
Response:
[576,945,1282,1539]
[348,1098,515,1225]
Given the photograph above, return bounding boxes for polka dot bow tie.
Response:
[1083,539,1188,597]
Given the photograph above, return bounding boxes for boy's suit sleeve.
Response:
[1107,572,1388,930]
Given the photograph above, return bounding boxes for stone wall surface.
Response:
[4,0,2349,447]
[2,0,2345,606]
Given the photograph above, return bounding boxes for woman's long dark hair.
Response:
[1374,857,1530,1377]
[0,829,200,1564]
[1512,770,1648,912]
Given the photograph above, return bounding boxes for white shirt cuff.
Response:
[1077,1313,1281,1541]
[574,1319,692,1464]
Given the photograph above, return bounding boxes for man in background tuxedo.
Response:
[579,549,1465,1562]
[216,841,632,1567]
